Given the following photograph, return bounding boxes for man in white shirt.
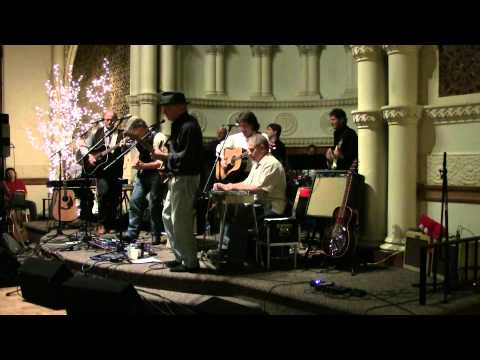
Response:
[212,134,287,264]
[216,111,264,183]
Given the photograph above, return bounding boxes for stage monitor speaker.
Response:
[195,296,265,315]
[306,174,364,218]
[0,244,20,284]
[62,274,146,316]
[18,257,73,309]
[0,113,10,158]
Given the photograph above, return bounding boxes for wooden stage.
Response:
[21,222,480,315]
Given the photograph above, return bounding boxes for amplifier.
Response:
[404,231,458,281]
[306,173,364,218]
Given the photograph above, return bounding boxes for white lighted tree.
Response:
[27,58,113,180]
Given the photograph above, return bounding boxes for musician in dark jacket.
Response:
[80,110,125,235]
[326,108,358,171]
[153,92,203,273]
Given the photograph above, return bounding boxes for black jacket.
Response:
[333,125,358,171]
[167,112,203,176]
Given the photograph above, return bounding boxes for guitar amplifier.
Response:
[306,173,364,218]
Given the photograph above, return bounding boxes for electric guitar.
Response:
[215,148,249,181]
[325,160,358,259]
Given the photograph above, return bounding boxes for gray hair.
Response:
[248,133,269,150]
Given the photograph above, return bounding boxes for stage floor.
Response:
[30,227,480,315]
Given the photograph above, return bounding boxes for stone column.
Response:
[139,45,158,126]
[205,45,217,97]
[250,45,262,99]
[126,45,141,117]
[350,45,387,248]
[297,46,309,96]
[343,45,358,98]
[215,45,226,97]
[161,45,176,92]
[381,45,422,251]
[260,45,274,99]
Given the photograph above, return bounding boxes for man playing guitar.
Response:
[123,118,168,245]
[216,111,265,183]
[326,108,358,171]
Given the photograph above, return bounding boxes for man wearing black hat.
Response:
[153,92,203,272]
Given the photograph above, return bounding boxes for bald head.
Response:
[103,110,118,129]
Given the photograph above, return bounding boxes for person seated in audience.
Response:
[2,167,37,220]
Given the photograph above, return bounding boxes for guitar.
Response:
[125,131,168,179]
[50,187,78,222]
[83,136,132,176]
[327,140,343,170]
[215,148,249,181]
[325,160,358,259]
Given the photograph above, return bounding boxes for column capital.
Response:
[382,105,423,125]
[206,45,218,54]
[297,45,324,56]
[250,45,274,56]
[216,45,226,54]
[351,110,383,129]
[382,45,421,56]
[350,45,382,62]
[126,95,139,106]
[137,93,158,105]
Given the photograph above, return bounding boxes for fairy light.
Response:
[27,58,113,181]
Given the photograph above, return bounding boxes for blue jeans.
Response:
[127,172,166,238]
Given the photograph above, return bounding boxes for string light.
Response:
[27,58,113,181]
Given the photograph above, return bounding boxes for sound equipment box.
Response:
[2,233,23,255]
[0,243,20,284]
[306,172,364,218]
[18,257,73,309]
[404,231,458,281]
[62,274,146,316]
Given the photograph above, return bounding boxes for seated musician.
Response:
[2,168,37,220]
[216,111,267,183]
[212,134,287,263]
[123,118,168,245]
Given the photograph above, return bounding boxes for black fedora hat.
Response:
[159,92,189,106]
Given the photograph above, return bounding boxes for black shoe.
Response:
[163,260,181,268]
[121,233,137,244]
[169,264,200,273]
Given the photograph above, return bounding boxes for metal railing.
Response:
[419,235,480,305]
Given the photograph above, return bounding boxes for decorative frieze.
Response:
[351,110,382,129]
[424,103,480,124]
[382,105,423,125]
[273,113,298,137]
[203,136,333,147]
[188,97,357,109]
[427,153,480,186]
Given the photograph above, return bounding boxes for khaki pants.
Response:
[162,175,200,268]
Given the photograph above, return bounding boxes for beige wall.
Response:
[418,46,480,235]
[3,45,53,211]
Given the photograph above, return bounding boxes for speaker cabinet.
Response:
[62,275,145,316]
[18,258,73,309]
[306,173,364,218]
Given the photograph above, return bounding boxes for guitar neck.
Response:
[338,173,354,221]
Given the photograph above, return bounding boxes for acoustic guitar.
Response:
[83,135,132,176]
[51,186,78,222]
[215,148,248,181]
[325,160,359,259]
